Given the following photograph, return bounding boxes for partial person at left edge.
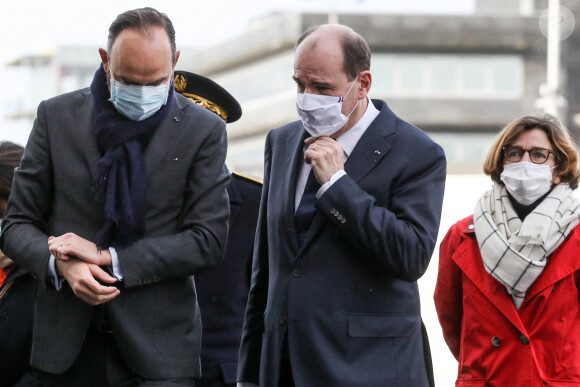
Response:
[0,141,40,387]
[0,7,230,387]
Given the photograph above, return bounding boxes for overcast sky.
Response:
[0,0,475,65]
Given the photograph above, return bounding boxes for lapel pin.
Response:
[374,149,381,155]
[173,116,179,122]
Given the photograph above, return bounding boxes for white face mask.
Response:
[500,161,555,205]
[296,76,359,137]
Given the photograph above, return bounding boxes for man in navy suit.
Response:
[237,24,446,386]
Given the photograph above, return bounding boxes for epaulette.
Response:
[232,172,263,186]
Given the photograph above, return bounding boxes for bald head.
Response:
[296,24,371,81]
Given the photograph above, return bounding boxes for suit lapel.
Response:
[299,100,394,253]
[144,97,185,177]
[285,124,308,253]
[344,100,394,182]
[75,90,101,175]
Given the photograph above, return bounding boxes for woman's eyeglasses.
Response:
[502,146,554,164]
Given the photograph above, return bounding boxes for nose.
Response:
[304,86,316,94]
[521,150,532,162]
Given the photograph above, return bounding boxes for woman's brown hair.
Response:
[483,114,580,189]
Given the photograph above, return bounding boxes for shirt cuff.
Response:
[237,383,259,387]
[109,247,123,281]
[316,169,346,198]
[48,255,67,291]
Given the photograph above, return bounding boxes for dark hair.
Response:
[297,25,371,81]
[483,114,580,189]
[107,7,177,63]
[0,141,24,200]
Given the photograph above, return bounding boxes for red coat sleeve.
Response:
[434,221,465,360]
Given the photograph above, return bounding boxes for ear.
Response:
[173,50,181,68]
[98,48,109,72]
[552,175,561,185]
[357,70,371,100]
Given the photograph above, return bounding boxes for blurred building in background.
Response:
[2,0,579,177]
[1,46,100,145]
[178,0,580,177]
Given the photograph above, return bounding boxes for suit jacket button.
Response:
[520,335,530,345]
[292,268,302,277]
[279,316,287,325]
[491,337,501,347]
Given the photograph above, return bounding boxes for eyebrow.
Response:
[117,75,168,86]
[291,76,335,89]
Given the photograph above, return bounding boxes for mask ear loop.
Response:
[340,75,359,101]
[345,99,360,119]
[341,76,360,119]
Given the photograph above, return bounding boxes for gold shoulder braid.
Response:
[180,93,228,121]
[174,74,187,93]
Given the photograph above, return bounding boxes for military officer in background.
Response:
[175,70,262,387]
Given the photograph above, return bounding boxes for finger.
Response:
[47,237,60,248]
[304,149,315,164]
[89,265,118,284]
[51,244,72,261]
[76,286,120,305]
[69,269,119,305]
[57,244,75,258]
[48,244,60,258]
[56,253,72,261]
[304,136,319,144]
[79,275,119,297]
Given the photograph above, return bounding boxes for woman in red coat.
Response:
[435,114,580,386]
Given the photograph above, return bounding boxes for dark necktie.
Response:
[294,168,321,246]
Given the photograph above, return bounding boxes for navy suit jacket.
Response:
[195,173,261,386]
[238,100,446,386]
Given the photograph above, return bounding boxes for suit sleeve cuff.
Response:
[316,169,346,199]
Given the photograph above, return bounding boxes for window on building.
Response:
[210,52,523,104]
[372,53,523,99]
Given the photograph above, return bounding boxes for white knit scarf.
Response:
[474,183,580,309]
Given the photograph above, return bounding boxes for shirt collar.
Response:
[335,96,380,157]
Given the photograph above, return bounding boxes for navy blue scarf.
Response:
[90,64,174,249]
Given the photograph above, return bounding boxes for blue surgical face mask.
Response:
[109,78,170,121]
